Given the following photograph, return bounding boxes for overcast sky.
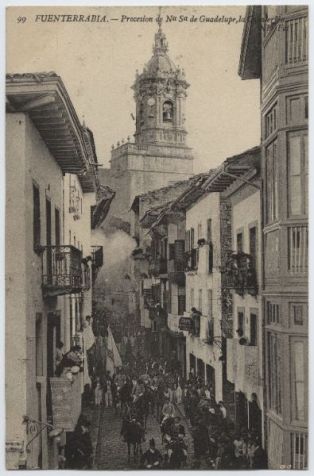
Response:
[6,5,261,173]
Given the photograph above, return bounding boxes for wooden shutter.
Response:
[174,240,185,262]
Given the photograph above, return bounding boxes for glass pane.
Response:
[273,147,278,219]
[290,177,302,215]
[304,135,308,214]
[294,341,304,376]
[289,135,301,175]
[296,383,305,420]
[294,341,305,420]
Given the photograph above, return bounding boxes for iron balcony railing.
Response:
[185,248,198,271]
[42,245,82,296]
[223,252,258,297]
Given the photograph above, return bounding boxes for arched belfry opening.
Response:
[163,100,174,123]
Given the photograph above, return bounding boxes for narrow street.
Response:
[93,406,194,470]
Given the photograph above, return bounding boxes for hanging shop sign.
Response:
[179,316,193,331]
[50,375,81,431]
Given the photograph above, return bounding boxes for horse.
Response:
[164,436,188,469]
[134,389,151,429]
[160,415,175,444]
[155,384,165,422]
[120,417,145,462]
[119,381,133,417]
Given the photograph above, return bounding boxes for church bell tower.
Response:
[105,19,194,224]
[132,20,189,146]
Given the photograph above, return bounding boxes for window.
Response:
[161,238,168,260]
[288,132,308,216]
[267,332,282,414]
[290,303,307,326]
[207,218,212,242]
[267,302,280,325]
[163,101,174,122]
[178,294,185,316]
[198,289,203,314]
[207,289,212,319]
[237,232,243,253]
[169,243,175,260]
[266,140,278,223]
[207,219,214,273]
[33,184,41,252]
[249,226,257,270]
[191,228,195,249]
[197,223,203,240]
[291,340,306,421]
[139,101,144,123]
[250,313,257,346]
[190,288,194,308]
[185,230,191,252]
[55,208,60,246]
[265,104,278,138]
[237,310,244,335]
[36,313,43,377]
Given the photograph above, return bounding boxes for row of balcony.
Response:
[148,245,213,277]
[41,245,103,297]
[148,249,257,297]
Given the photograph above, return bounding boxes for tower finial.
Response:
[154,7,168,54]
[157,6,162,31]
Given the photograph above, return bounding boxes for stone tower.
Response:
[133,22,189,147]
[100,21,194,227]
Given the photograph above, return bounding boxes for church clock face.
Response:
[147,97,155,106]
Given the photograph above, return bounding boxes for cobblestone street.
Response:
[93,406,194,470]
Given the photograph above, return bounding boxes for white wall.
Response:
[6,114,65,469]
[184,192,223,401]
[230,187,263,416]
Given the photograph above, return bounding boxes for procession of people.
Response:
[69,347,267,470]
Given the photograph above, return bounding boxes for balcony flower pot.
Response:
[239,337,249,346]
[197,238,206,247]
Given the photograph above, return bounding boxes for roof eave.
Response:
[238,6,262,80]
[6,73,91,181]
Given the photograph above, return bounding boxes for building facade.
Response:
[6,73,101,469]
[217,149,264,444]
[239,5,308,469]
[184,190,224,403]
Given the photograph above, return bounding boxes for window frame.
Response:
[249,310,258,346]
[267,331,282,415]
[265,139,279,224]
[290,337,308,424]
[33,182,41,253]
[287,130,308,218]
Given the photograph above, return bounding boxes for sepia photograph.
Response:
[5,3,308,471]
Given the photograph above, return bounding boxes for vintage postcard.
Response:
[5,4,308,471]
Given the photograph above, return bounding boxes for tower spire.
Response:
[157,6,162,31]
[153,7,168,54]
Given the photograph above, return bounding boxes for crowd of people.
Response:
[83,354,267,470]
